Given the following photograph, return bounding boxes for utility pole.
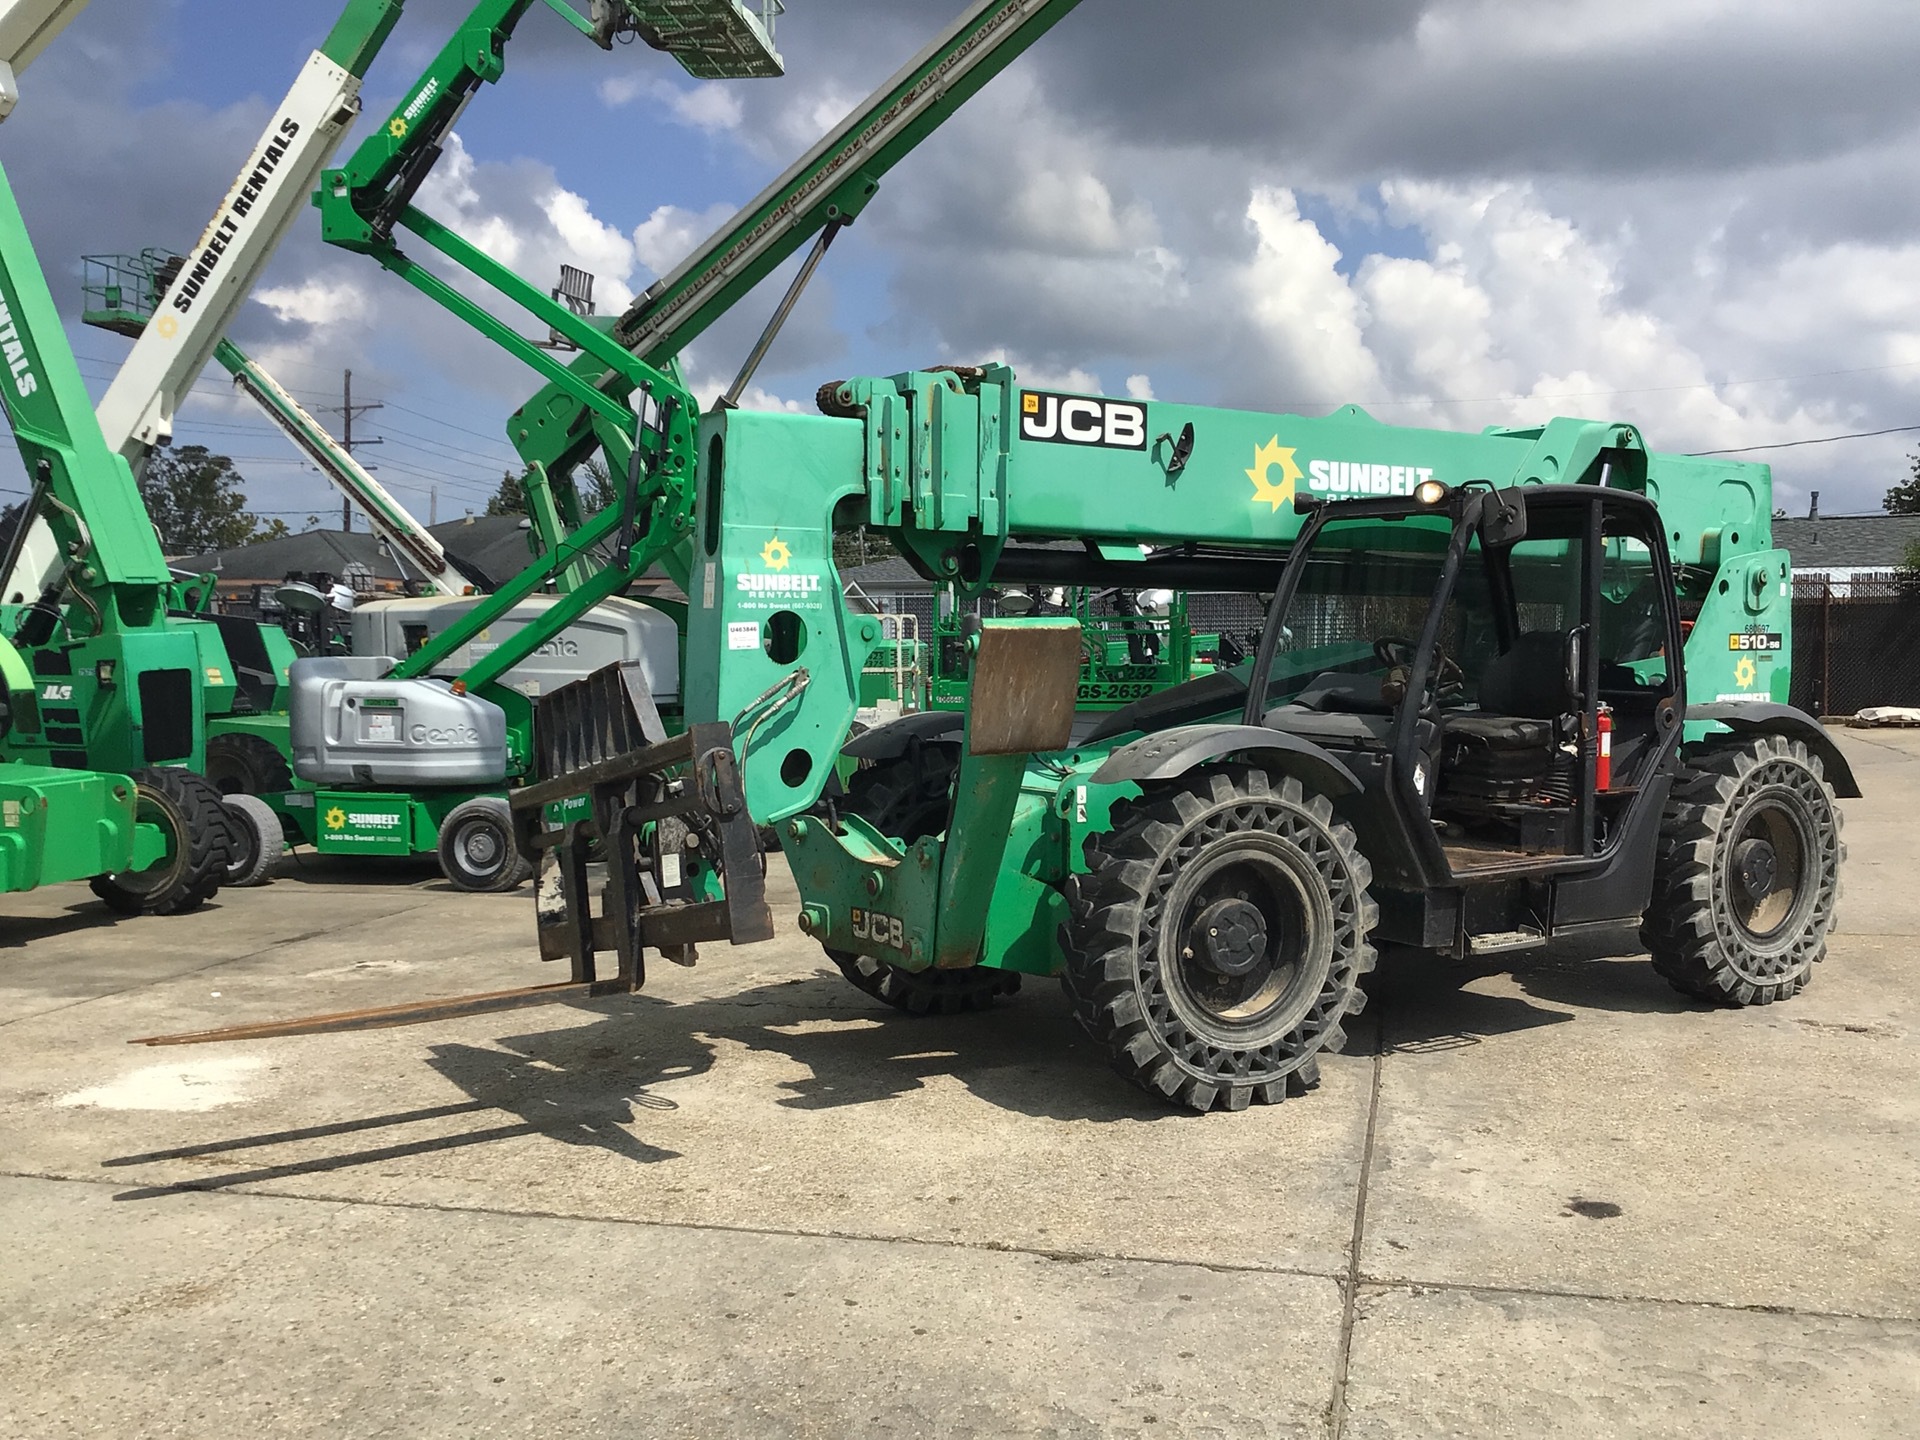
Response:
[322,369,382,532]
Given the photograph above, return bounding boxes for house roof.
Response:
[1774,514,1920,570]
[173,527,396,584]
[175,512,682,596]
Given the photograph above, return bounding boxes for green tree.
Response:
[578,455,617,513]
[139,444,275,553]
[485,471,527,516]
[1885,455,1920,514]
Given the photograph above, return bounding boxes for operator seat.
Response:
[1443,631,1568,748]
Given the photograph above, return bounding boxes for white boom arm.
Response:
[0,0,86,120]
[216,341,466,597]
[93,51,369,460]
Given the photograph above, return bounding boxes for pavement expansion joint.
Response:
[1327,1001,1389,1440]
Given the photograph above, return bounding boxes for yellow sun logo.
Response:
[1247,438,1304,512]
[760,537,792,571]
[324,806,347,831]
[389,116,408,140]
[1734,656,1759,689]
[154,314,179,340]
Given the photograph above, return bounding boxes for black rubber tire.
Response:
[1062,764,1377,1113]
[825,740,1022,1014]
[1641,736,1844,1006]
[203,732,296,797]
[436,796,534,893]
[841,739,959,844]
[222,792,285,887]
[90,767,236,917]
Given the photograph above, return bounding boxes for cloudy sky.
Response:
[6,0,1920,526]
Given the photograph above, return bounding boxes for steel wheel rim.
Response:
[1156,832,1332,1047]
[228,811,259,876]
[1722,785,1815,948]
[114,787,190,898]
[458,820,504,874]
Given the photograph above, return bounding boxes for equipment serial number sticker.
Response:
[1729,632,1784,652]
[728,621,760,651]
[1019,390,1147,450]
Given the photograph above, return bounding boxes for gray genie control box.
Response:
[289,656,509,787]
[350,594,681,702]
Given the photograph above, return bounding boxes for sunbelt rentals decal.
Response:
[736,535,825,611]
[1248,438,1439,510]
[170,118,303,320]
[0,293,41,398]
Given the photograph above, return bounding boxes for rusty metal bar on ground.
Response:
[130,981,620,1047]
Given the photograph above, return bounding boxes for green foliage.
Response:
[485,471,527,516]
[139,445,278,553]
[579,456,617,514]
[1886,455,1920,514]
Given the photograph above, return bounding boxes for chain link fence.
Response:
[1790,573,1920,716]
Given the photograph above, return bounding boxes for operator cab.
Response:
[1247,483,1683,881]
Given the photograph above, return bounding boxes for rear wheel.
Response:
[204,732,294,796]
[91,767,236,916]
[825,740,1022,1014]
[1642,736,1843,1005]
[1063,764,1377,1113]
[437,796,533,893]
[222,792,285,887]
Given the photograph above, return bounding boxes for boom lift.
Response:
[82,252,473,599]
[162,0,1077,892]
[62,1,787,889]
[0,0,234,911]
[154,1,1855,1116]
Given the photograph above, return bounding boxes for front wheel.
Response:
[91,767,236,916]
[1063,764,1377,1113]
[436,796,533,893]
[222,793,286,888]
[1642,736,1844,1005]
[825,742,1019,1015]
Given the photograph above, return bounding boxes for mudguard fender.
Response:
[840,709,965,763]
[1687,703,1862,799]
[1092,723,1362,799]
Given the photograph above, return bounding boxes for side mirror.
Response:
[1479,486,1528,547]
[997,593,1035,618]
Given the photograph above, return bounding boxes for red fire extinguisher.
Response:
[1596,703,1614,791]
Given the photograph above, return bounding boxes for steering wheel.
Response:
[1374,635,1466,708]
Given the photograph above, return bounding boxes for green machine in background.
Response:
[64,0,796,891]
[0,129,234,910]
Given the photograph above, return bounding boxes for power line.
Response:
[1688,425,1920,457]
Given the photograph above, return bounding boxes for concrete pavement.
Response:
[1,731,1916,1438]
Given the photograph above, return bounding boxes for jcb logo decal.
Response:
[851,907,906,951]
[1019,390,1147,451]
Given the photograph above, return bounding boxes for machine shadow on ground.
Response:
[98,967,1188,1200]
[1360,930,1702,1053]
[98,933,1713,1202]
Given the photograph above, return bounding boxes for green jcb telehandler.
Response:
[509,368,1858,1112]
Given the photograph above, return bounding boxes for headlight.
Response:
[1415,478,1450,506]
